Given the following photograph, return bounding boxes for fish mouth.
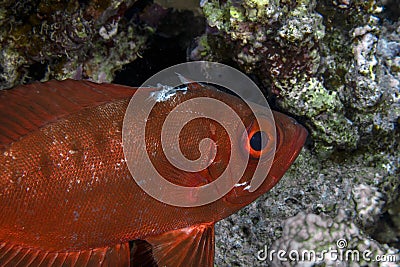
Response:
[273,111,308,169]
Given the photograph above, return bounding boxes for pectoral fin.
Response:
[0,241,130,266]
[133,223,215,267]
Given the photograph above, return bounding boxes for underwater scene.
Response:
[0,0,399,266]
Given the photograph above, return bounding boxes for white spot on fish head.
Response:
[149,84,187,102]
[234,182,247,187]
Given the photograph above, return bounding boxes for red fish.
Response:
[0,79,307,266]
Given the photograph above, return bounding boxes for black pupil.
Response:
[250,131,267,151]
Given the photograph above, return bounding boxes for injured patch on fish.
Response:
[150,84,187,102]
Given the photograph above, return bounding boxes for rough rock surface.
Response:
[0,0,150,88]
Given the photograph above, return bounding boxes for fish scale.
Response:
[0,79,307,266]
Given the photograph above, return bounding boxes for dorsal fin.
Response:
[176,73,204,90]
[0,79,136,151]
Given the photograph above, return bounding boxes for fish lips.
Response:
[272,111,308,176]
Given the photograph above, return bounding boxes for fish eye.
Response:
[250,131,268,151]
[243,116,275,159]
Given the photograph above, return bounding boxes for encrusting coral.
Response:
[0,0,150,89]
